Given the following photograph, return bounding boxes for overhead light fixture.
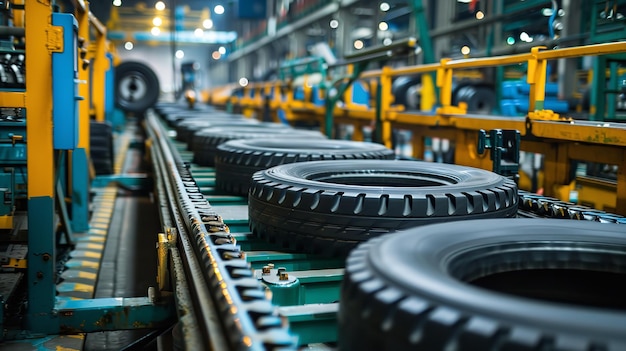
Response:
[239,77,249,87]
[113,0,122,6]
[378,21,388,31]
[329,19,339,29]
[124,41,133,50]
[379,2,390,12]
[218,46,226,54]
[151,27,160,36]
[461,45,471,55]
[194,28,204,37]
[175,50,185,59]
[475,11,485,20]
[153,17,162,26]
[214,5,225,15]
[203,19,214,29]
[354,40,364,50]
[155,1,165,11]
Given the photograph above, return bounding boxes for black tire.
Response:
[248,160,517,256]
[115,61,160,114]
[452,84,496,114]
[175,118,257,145]
[90,121,114,175]
[339,219,626,351]
[215,139,396,196]
[191,126,325,167]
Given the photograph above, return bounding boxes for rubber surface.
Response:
[339,219,626,351]
[191,126,326,166]
[90,121,114,175]
[115,61,160,114]
[248,160,517,256]
[215,139,395,196]
[175,117,257,145]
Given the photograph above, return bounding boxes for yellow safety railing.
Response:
[207,41,626,214]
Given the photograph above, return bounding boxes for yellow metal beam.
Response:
[26,0,54,198]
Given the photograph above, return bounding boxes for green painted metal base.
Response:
[56,294,175,333]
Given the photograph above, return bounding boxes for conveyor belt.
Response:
[145,108,626,350]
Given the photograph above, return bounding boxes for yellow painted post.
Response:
[11,0,25,27]
[436,58,453,110]
[91,29,108,122]
[76,3,90,153]
[25,0,56,332]
[527,46,547,111]
[344,64,354,108]
[615,150,626,215]
[26,0,54,199]
[379,66,393,148]
[420,74,436,111]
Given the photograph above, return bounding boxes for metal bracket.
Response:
[46,25,64,53]
[478,129,520,183]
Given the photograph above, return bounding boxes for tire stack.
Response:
[191,125,326,166]
[90,121,114,175]
[161,103,626,350]
[215,139,396,196]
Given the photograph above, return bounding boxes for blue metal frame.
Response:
[52,13,80,151]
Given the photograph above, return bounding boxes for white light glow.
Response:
[194,28,204,37]
[151,27,161,36]
[378,21,388,31]
[383,38,392,46]
[461,45,471,55]
[124,41,134,50]
[113,0,122,6]
[153,17,162,26]
[175,50,184,59]
[214,4,225,15]
[354,40,364,50]
[155,1,165,11]
[212,51,221,60]
[379,2,390,11]
[218,46,226,54]
[520,32,530,42]
[475,11,485,20]
[239,77,249,87]
[203,19,214,29]
[329,19,339,29]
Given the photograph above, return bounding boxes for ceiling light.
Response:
[151,27,160,36]
[239,77,249,87]
[475,11,484,20]
[218,46,226,54]
[113,0,121,6]
[153,17,162,26]
[175,50,184,59]
[124,41,133,50]
[155,1,165,11]
[461,45,471,55]
[378,21,388,31]
[203,19,213,29]
[329,19,339,29]
[354,40,364,50]
[194,28,204,37]
[379,2,390,11]
[214,5,225,15]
